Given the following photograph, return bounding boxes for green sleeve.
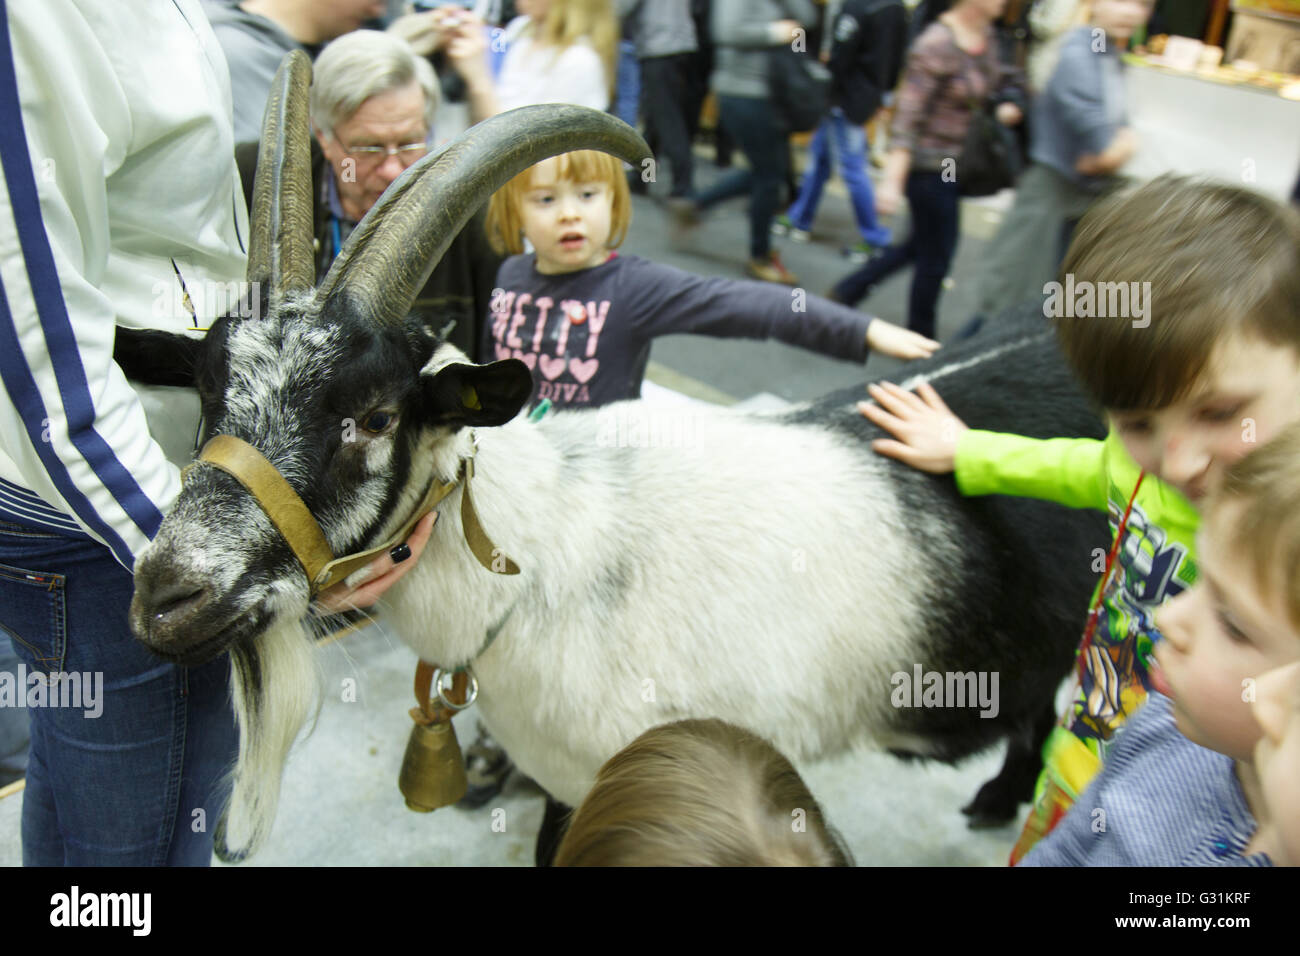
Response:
[954,430,1110,511]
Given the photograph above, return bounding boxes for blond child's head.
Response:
[1052,175,1300,505]
[553,718,853,866]
[486,150,631,274]
[1154,421,1300,765]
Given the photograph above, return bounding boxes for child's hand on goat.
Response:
[857,381,967,473]
[314,511,437,613]
[865,318,941,361]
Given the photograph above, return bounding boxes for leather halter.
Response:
[186,433,519,596]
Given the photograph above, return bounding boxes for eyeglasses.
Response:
[340,141,429,167]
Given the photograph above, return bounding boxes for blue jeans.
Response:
[830,170,960,340]
[693,94,788,260]
[0,519,238,865]
[786,108,891,247]
[613,40,640,128]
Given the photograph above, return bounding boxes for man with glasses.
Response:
[235,29,500,359]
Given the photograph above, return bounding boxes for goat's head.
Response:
[123,52,651,666]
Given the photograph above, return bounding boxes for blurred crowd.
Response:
[194,0,1206,343]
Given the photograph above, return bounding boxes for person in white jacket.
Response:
[0,0,423,865]
[0,0,248,866]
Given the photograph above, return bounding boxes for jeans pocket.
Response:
[0,556,67,676]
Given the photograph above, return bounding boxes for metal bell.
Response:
[398,717,468,812]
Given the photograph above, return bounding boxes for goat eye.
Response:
[362,411,394,433]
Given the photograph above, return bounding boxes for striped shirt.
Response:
[1019,693,1272,867]
[889,20,1023,173]
[0,0,247,568]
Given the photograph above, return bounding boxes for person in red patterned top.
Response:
[828,0,1025,341]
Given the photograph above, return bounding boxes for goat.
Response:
[118,54,1108,860]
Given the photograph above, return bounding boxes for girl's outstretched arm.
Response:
[865,319,940,360]
[620,257,936,364]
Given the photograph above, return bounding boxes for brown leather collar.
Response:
[186,433,518,596]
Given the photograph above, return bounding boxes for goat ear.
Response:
[113,327,205,387]
[423,359,534,428]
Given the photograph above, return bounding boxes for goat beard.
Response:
[214,616,321,862]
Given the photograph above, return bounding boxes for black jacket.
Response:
[234,140,501,362]
[828,0,907,124]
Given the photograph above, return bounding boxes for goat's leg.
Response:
[534,794,573,867]
[960,702,1056,828]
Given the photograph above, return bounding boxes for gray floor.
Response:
[0,147,1039,867]
[0,620,1028,867]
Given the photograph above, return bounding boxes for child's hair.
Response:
[552,718,854,867]
[1212,420,1300,633]
[485,149,631,256]
[527,0,619,101]
[1053,175,1300,411]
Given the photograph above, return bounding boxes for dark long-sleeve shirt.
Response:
[827,0,907,123]
[890,20,1026,173]
[484,253,871,409]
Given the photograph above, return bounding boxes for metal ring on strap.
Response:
[433,667,479,711]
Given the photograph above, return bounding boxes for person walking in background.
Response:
[621,0,699,199]
[689,0,733,168]
[1025,0,1090,93]
[669,0,819,285]
[970,0,1148,325]
[612,1,643,128]
[772,0,906,262]
[827,0,1025,340]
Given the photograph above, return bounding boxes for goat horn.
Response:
[246,50,315,308]
[314,105,652,327]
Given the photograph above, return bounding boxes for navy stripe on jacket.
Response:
[0,2,163,566]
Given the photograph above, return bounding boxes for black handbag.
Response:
[928,22,1022,196]
[956,95,1022,197]
[768,45,832,133]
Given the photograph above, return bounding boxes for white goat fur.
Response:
[364,347,965,809]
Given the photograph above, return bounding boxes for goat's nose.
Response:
[131,575,214,647]
[149,581,212,625]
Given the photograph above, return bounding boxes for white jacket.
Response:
[0,0,248,568]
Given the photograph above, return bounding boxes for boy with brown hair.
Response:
[857,174,1300,860]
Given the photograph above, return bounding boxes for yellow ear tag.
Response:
[461,385,481,411]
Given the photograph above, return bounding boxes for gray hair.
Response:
[310,30,440,139]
